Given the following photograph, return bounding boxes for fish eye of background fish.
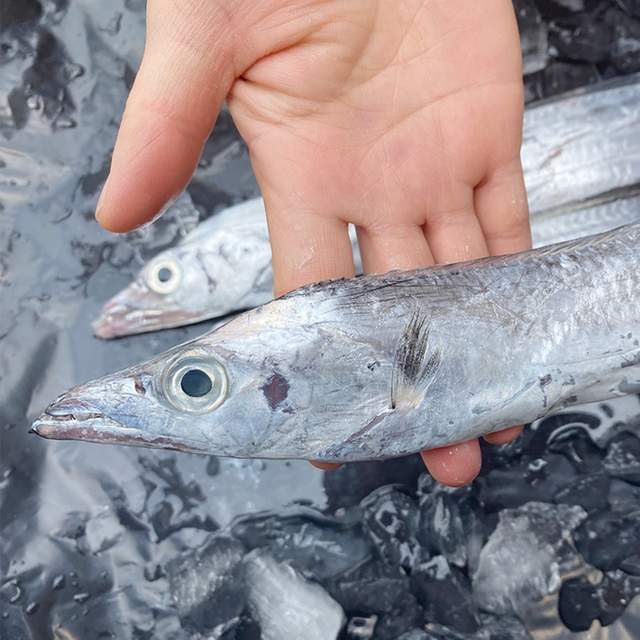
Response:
[145,258,182,295]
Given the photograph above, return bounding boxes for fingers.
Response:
[415,189,487,486]
[96,3,237,232]
[474,159,531,256]
[356,223,434,273]
[311,461,341,471]
[421,439,482,487]
[423,188,489,265]
[484,425,523,445]
[470,161,529,454]
[265,200,356,297]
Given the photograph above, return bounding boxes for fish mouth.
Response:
[31,398,136,443]
[31,397,210,454]
[93,298,198,339]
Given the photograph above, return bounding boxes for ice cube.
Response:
[231,506,372,581]
[603,432,640,485]
[419,490,467,568]
[165,535,245,634]
[243,550,345,640]
[361,486,424,570]
[472,502,587,616]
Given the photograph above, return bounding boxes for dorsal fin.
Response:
[535,223,638,258]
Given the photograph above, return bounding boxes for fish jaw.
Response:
[92,289,201,339]
[32,398,137,443]
[31,403,211,454]
[30,371,214,454]
[92,297,140,339]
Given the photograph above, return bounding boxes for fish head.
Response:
[94,218,274,339]
[30,342,228,454]
[93,247,219,338]
[35,297,346,458]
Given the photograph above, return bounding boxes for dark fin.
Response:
[390,311,441,411]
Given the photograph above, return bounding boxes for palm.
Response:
[99,0,531,486]
[230,0,525,276]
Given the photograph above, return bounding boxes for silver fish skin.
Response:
[34,223,640,462]
[530,187,640,248]
[522,74,640,213]
[94,75,640,338]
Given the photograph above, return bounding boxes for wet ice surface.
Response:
[472,502,588,616]
[244,550,345,640]
[2,1,640,639]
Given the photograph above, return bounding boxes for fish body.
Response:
[94,75,640,338]
[34,223,640,462]
[530,186,640,248]
[521,74,640,213]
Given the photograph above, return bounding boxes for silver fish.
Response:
[522,75,640,213]
[93,76,640,338]
[93,198,283,338]
[33,223,640,461]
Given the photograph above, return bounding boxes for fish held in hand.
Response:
[34,223,640,462]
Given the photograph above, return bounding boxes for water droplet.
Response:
[25,602,39,615]
[101,13,122,35]
[52,574,65,590]
[65,63,85,81]
[26,95,43,111]
[54,114,76,129]
[9,583,21,603]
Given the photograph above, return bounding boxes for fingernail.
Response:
[95,177,110,225]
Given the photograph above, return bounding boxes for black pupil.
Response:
[181,369,213,398]
[158,267,172,283]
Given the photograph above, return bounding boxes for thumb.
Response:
[96,3,238,232]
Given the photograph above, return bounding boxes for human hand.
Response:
[96,0,530,486]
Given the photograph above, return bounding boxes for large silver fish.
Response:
[93,76,640,338]
[33,222,640,461]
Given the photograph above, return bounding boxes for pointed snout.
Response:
[31,394,126,441]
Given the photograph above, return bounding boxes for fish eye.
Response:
[164,358,227,412]
[180,368,212,397]
[163,353,228,413]
[145,259,182,294]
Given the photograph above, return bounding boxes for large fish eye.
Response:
[163,353,228,413]
[180,369,212,397]
[145,258,182,294]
